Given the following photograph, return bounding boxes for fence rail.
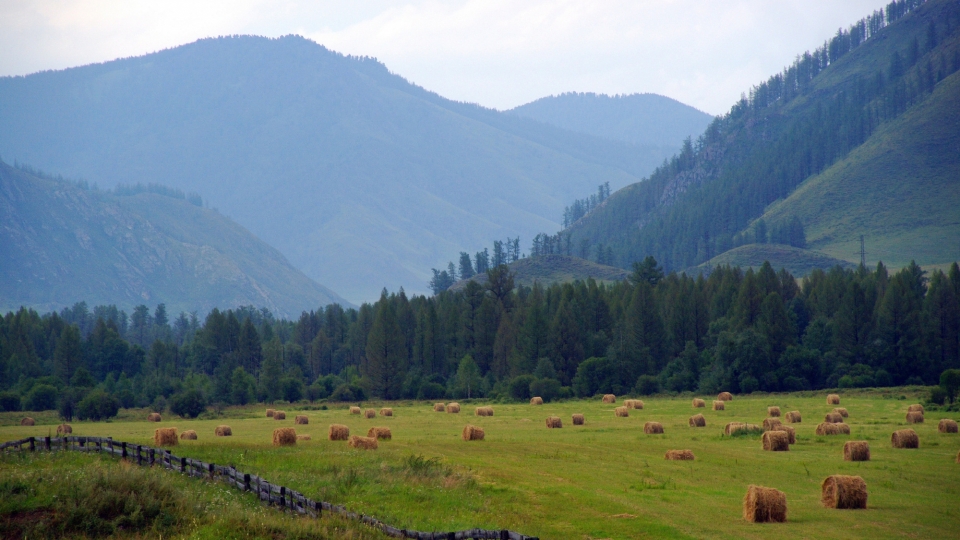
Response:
[1,436,537,540]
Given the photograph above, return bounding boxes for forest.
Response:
[2,259,959,417]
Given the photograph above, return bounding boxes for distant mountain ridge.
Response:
[449,254,628,292]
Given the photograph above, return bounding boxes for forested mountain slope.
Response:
[566,0,960,274]
[0,36,689,302]
[0,162,350,316]
[449,254,628,292]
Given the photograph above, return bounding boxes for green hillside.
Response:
[692,244,856,277]
[0,162,350,316]
[449,254,627,291]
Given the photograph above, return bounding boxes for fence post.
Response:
[279,486,286,509]
[180,457,186,473]
[149,448,155,466]
[44,436,51,451]
[244,473,251,492]
[79,437,86,450]
[28,437,35,452]
[136,445,143,466]
[208,463,215,479]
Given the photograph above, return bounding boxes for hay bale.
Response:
[644,421,664,434]
[724,422,747,435]
[56,424,72,435]
[215,425,232,436]
[615,406,629,417]
[692,398,706,408]
[272,427,297,446]
[147,413,162,422]
[833,407,849,418]
[433,403,446,412]
[742,485,787,523]
[602,394,616,404]
[546,416,563,428]
[837,423,851,434]
[825,412,844,423]
[572,413,585,425]
[689,414,706,427]
[474,406,494,417]
[762,431,790,451]
[296,434,311,441]
[349,406,361,415]
[827,394,841,405]
[367,426,392,440]
[665,449,695,460]
[266,409,275,417]
[907,404,924,413]
[773,426,796,444]
[462,424,485,441]
[273,411,286,420]
[530,396,543,405]
[905,411,924,424]
[328,424,350,441]
[718,392,733,401]
[364,409,376,419]
[379,408,393,417]
[785,411,802,423]
[821,475,868,509]
[767,406,781,417]
[348,435,378,450]
[180,430,197,440]
[843,441,870,461]
[713,400,725,411]
[891,429,919,449]
[154,427,178,447]
[625,399,644,409]
[446,402,461,413]
[295,415,309,425]
[816,422,843,435]
[762,418,783,432]
[938,419,958,433]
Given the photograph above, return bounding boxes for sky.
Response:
[1,0,885,116]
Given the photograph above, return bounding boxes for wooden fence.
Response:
[0,436,537,540]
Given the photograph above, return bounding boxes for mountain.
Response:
[564,0,960,275]
[0,36,691,303]
[691,244,856,277]
[510,92,714,148]
[0,161,351,317]
[448,254,628,292]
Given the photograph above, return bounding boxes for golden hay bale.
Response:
[367,426,392,440]
[272,427,297,446]
[627,399,644,409]
[767,406,781,417]
[364,409,376,419]
[147,413,162,422]
[938,419,958,433]
[816,422,843,436]
[833,407,849,418]
[180,430,197,440]
[826,394,841,405]
[446,402,461,413]
[602,394,616,404]
[644,421,664,434]
[821,475,867,509]
[154,427,178,447]
[689,414,706,427]
[56,424,72,435]
[762,418,783,431]
[349,406,361,415]
[743,485,787,523]
[718,392,733,401]
[772,426,796,444]
[215,425,232,436]
[273,411,286,420]
[692,398,706,408]
[266,409,275,417]
[379,408,393,417]
[825,412,844,423]
[474,406,494,417]
[546,416,563,428]
[433,403,446,412]
[905,411,924,424]
[296,434,311,441]
[529,397,543,405]
[572,413,585,425]
[843,441,870,461]
[665,449,695,460]
[462,424,485,441]
[328,424,350,441]
[762,431,790,451]
[891,429,919,449]
[907,404,924,413]
[295,415,309,425]
[713,401,725,411]
[348,435,378,450]
[785,411,802,423]
[615,406,629,418]
[724,422,747,435]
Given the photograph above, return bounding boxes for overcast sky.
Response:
[1,0,884,115]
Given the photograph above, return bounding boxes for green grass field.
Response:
[2,390,960,539]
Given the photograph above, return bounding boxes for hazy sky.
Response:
[1,0,883,115]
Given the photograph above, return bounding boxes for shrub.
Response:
[0,391,21,412]
[571,357,617,398]
[24,384,58,411]
[281,377,304,402]
[150,395,167,413]
[115,389,135,409]
[529,378,561,402]
[330,383,366,402]
[928,386,948,406]
[169,389,207,418]
[417,382,446,400]
[508,375,536,400]
[941,369,960,403]
[635,375,660,395]
[58,387,86,421]
[76,390,120,421]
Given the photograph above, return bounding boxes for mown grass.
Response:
[3,389,960,539]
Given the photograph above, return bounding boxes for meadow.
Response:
[2,389,959,539]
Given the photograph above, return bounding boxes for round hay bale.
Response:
[363,409,376,419]
[724,422,747,436]
[328,424,350,441]
[833,407,849,418]
[615,406,629,418]
[433,403,446,412]
[905,411,924,424]
[602,394,616,404]
[530,396,543,405]
[266,409,275,417]
[273,411,286,420]
[843,441,870,461]
[821,475,867,509]
[215,425,232,436]
[474,406,494,417]
[628,399,644,410]
[349,406,361,415]
[644,421,664,434]
[891,429,919,449]
[180,429,197,440]
[367,426,392,440]
[718,392,733,401]
[154,427,178,447]
[767,406,781,417]
[692,398,706,408]
[446,402,461,413]
[147,413,162,422]
[462,424,485,441]
[56,424,72,435]
[689,414,706,427]
[762,431,790,451]
[907,404,924,414]
[665,449,695,460]
[816,422,842,436]
[379,408,393,417]
[296,434,311,441]
[825,412,844,423]
[295,415,309,425]
[713,400,725,411]
[837,423,851,434]
[785,411,802,423]
[348,435,378,450]
[773,426,796,444]
[572,413,585,425]
[938,419,958,433]
[272,427,297,446]
[742,485,787,523]
[546,416,563,428]
[762,418,783,432]
[826,394,841,405]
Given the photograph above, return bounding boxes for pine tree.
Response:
[53,324,82,385]
[363,293,407,399]
[260,338,283,402]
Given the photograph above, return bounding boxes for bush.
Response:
[0,391,21,412]
[929,386,949,406]
[150,395,167,413]
[329,383,366,402]
[571,357,617,397]
[635,375,661,395]
[58,387,86,421]
[529,378,561,402]
[24,384,58,411]
[115,389,135,409]
[76,390,120,421]
[281,377,304,402]
[941,369,960,403]
[417,382,446,400]
[169,389,206,418]
[508,375,536,400]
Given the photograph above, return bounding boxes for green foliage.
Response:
[508,375,537,400]
[453,355,483,399]
[170,389,207,418]
[329,383,366,402]
[0,391,21,412]
[635,375,661,395]
[416,382,446,400]
[572,357,618,397]
[529,378,561,402]
[76,390,120,421]
[57,387,85,421]
[23,384,58,411]
[940,369,960,402]
[69,367,95,388]
[928,386,949,405]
